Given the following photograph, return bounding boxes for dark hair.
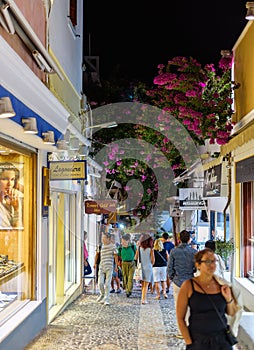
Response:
[103,232,111,239]
[180,230,190,243]
[195,248,214,263]
[140,236,153,249]
[205,240,216,252]
[162,232,169,240]
[122,233,131,241]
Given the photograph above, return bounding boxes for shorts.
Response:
[153,266,167,282]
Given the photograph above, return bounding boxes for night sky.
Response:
[84,0,247,84]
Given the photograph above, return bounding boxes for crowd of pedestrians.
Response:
[89,229,241,349]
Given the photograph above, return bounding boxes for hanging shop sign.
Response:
[85,200,117,214]
[49,160,87,180]
[179,188,207,210]
[203,165,221,197]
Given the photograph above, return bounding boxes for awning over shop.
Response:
[220,114,254,157]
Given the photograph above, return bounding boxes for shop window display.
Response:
[0,142,35,317]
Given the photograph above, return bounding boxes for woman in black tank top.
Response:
[176,248,239,350]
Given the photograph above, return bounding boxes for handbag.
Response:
[225,325,238,346]
[134,262,142,281]
[84,259,92,276]
[193,279,238,346]
[134,247,142,281]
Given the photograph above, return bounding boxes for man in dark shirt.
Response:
[167,230,197,338]
[161,232,174,293]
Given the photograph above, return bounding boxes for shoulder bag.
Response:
[192,279,238,346]
[134,247,142,281]
[156,250,167,263]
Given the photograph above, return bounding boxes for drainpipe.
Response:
[223,153,232,241]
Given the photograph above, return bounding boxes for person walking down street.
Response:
[167,230,197,338]
[176,248,239,350]
[83,231,92,276]
[135,233,155,305]
[153,238,169,300]
[93,243,102,283]
[118,233,136,297]
[96,233,118,306]
[161,232,174,293]
[110,234,121,294]
[205,239,226,279]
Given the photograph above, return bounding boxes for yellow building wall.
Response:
[234,21,254,122]
[48,48,82,130]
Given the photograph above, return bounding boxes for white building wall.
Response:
[48,0,83,94]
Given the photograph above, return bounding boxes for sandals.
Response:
[163,293,168,299]
[141,300,148,304]
[155,295,160,300]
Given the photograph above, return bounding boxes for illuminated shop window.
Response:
[0,141,35,317]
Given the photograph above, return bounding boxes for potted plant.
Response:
[215,238,235,270]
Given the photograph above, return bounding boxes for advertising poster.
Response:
[0,161,24,229]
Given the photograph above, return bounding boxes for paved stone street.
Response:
[24,283,246,350]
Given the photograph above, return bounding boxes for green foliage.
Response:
[85,55,239,223]
[215,238,235,267]
[145,56,238,146]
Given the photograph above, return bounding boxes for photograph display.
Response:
[0,162,24,229]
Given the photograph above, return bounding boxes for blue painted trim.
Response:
[0,85,62,140]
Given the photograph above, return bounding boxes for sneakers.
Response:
[96,295,104,302]
[115,289,121,294]
[166,288,170,293]
[110,289,115,293]
[104,301,110,305]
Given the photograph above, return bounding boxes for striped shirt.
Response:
[98,243,118,271]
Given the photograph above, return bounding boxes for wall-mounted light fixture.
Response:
[56,139,69,151]
[79,145,89,156]
[63,129,70,144]
[42,131,55,145]
[69,137,80,150]
[246,2,254,20]
[0,3,15,34]
[22,117,38,134]
[32,50,53,73]
[85,121,118,130]
[0,97,15,118]
[220,50,232,58]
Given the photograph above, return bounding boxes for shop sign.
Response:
[203,165,221,197]
[179,188,207,210]
[85,200,117,214]
[49,160,87,180]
